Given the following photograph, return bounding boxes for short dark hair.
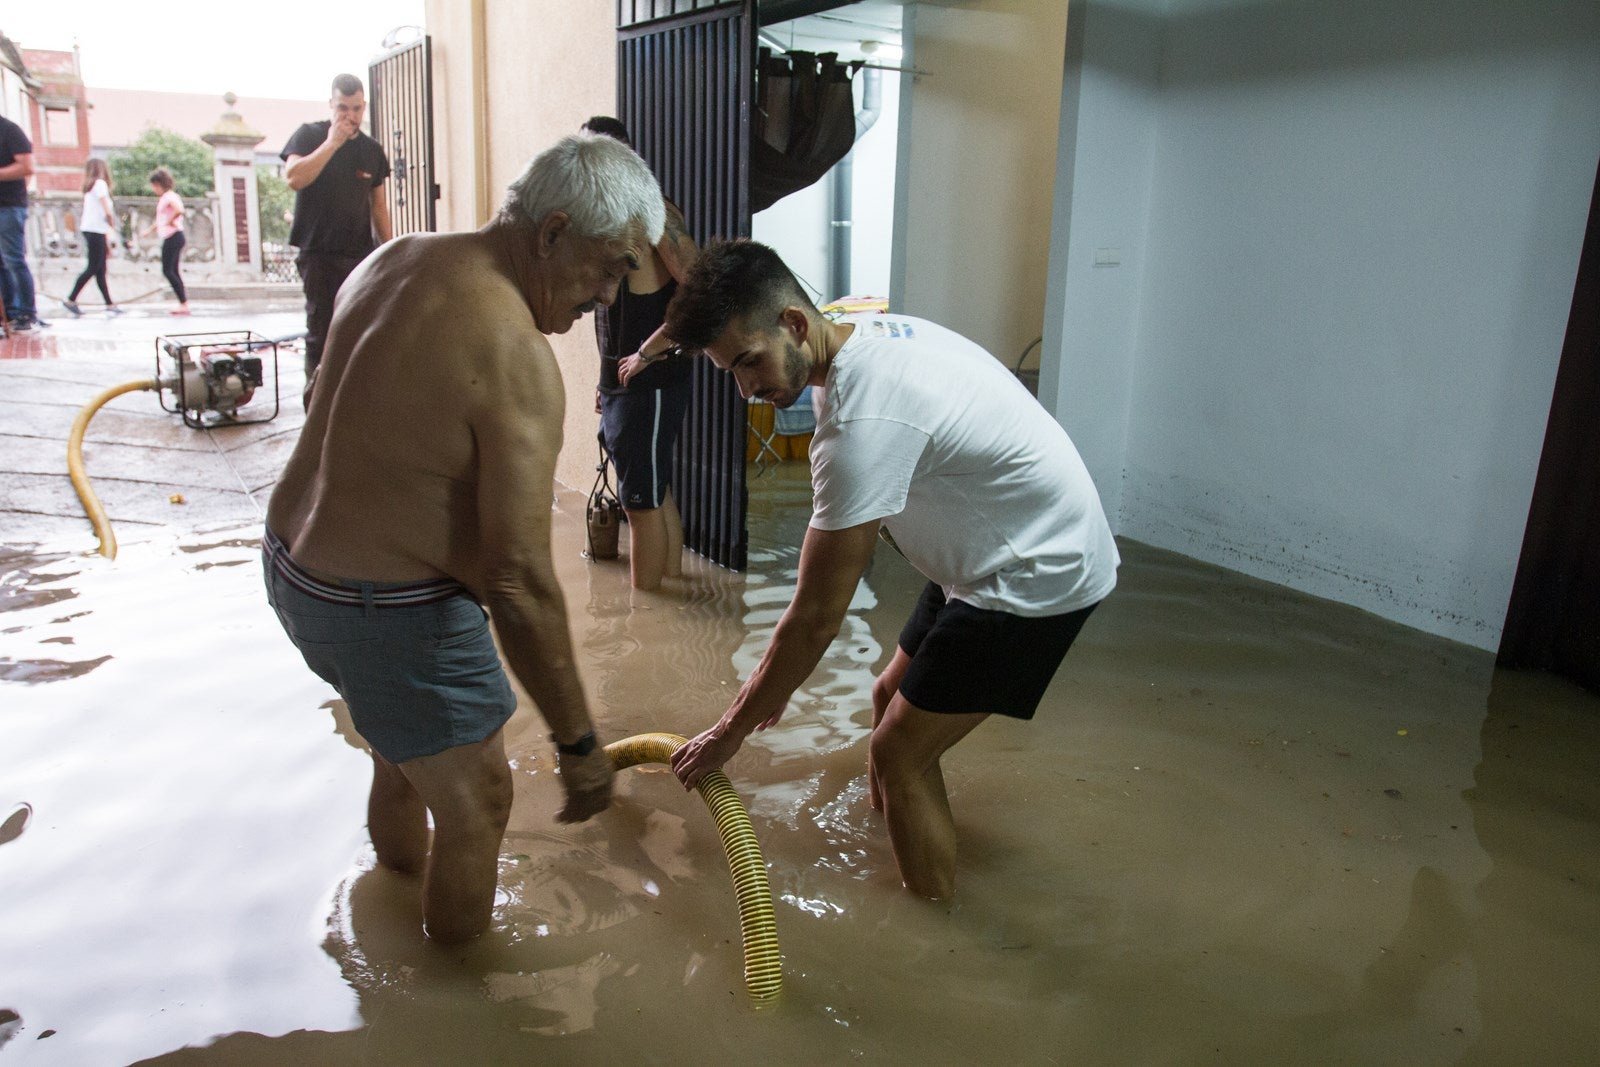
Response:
[331,73,364,98]
[148,167,174,191]
[581,115,631,146]
[664,239,814,349]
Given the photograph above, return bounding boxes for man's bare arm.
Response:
[370,183,393,244]
[672,520,882,789]
[0,152,34,183]
[284,119,357,191]
[471,332,612,819]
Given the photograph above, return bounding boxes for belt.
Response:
[262,528,466,608]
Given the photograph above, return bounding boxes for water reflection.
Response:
[1,489,1597,1064]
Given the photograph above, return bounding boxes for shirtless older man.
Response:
[264,133,664,943]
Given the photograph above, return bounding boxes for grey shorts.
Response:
[262,531,516,763]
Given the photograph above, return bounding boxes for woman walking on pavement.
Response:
[63,159,123,316]
[142,167,189,315]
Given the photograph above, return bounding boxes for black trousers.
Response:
[295,252,365,378]
[69,232,113,303]
[161,232,187,303]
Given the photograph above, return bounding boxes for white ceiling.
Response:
[761,1,904,62]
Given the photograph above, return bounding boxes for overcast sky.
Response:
[3,2,426,100]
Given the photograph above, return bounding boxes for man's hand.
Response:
[556,747,614,822]
[326,116,359,149]
[670,723,745,791]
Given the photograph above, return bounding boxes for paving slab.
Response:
[2,304,304,553]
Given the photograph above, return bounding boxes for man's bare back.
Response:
[269,222,638,595]
[269,229,554,592]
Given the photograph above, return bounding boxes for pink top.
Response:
[155,189,184,239]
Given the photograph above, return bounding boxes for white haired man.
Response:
[264,133,665,943]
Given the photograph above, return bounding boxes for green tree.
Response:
[257,166,294,245]
[108,127,214,198]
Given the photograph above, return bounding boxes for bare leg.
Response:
[868,647,913,812]
[869,697,988,898]
[394,727,514,944]
[368,752,429,874]
[661,489,684,579]
[625,505,669,591]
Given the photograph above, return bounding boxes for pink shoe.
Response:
[171,307,192,316]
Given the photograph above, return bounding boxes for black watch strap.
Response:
[553,730,597,757]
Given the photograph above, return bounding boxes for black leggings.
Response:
[69,232,113,304]
[161,231,187,303]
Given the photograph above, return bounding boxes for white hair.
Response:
[503,132,665,244]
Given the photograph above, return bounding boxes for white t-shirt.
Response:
[80,178,112,235]
[809,314,1119,616]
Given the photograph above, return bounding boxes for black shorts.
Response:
[600,382,692,509]
[896,581,1099,719]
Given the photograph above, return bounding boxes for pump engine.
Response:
[155,331,281,428]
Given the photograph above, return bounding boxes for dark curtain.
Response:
[1498,156,1600,693]
[750,49,861,214]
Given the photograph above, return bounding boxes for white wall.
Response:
[1044,0,1600,650]
[895,0,1070,366]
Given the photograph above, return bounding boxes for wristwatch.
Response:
[552,730,598,757]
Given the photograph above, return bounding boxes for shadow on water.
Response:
[1,472,1597,1064]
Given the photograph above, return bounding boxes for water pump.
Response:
[155,331,281,428]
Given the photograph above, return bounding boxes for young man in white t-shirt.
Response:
[665,239,1119,898]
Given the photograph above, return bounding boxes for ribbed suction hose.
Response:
[68,379,157,559]
[605,732,782,1002]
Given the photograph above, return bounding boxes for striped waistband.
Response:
[262,528,467,608]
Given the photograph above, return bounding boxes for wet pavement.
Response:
[1,299,307,553]
[2,304,1599,1065]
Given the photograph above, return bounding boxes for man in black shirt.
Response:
[0,114,43,331]
[281,74,392,406]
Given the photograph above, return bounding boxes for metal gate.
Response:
[368,36,439,236]
[618,0,756,570]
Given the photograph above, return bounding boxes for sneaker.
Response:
[171,307,192,316]
[63,299,81,316]
[107,306,125,316]
[8,316,33,331]
[30,316,49,328]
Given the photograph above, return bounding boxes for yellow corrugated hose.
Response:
[67,379,156,560]
[605,732,782,1002]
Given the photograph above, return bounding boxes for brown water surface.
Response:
[1,469,1597,1065]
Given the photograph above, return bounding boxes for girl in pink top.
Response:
[142,167,189,314]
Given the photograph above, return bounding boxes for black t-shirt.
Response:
[0,117,33,209]
[280,122,390,256]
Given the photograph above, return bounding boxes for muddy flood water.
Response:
[3,464,1598,1065]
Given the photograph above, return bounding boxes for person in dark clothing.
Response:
[0,114,44,331]
[583,116,699,591]
[281,73,392,407]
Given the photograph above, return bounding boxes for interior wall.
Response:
[894,0,1069,367]
[1045,0,1600,650]
[425,0,618,495]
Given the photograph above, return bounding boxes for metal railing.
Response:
[28,193,219,265]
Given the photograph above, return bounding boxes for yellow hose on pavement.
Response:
[606,732,782,1002]
[68,379,156,559]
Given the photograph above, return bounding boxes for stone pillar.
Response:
[201,93,266,277]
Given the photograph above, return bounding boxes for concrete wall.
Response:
[893,0,1069,368]
[1043,0,1600,650]
[425,0,617,495]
